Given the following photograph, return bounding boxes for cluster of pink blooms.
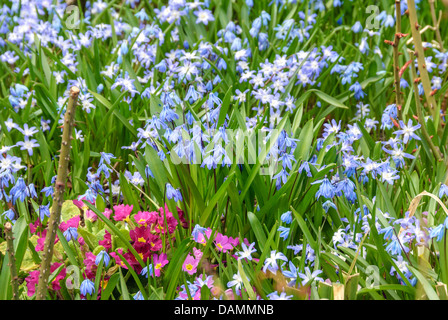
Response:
[181,226,246,277]
[24,197,181,297]
[25,262,66,297]
[110,203,178,274]
[25,214,83,297]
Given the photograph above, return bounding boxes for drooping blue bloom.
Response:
[273,169,289,189]
[349,81,366,100]
[82,188,97,202]
[95,250,111,267]
[336,178,357,203]
[429,224,445,242]
[351,21,363,33]
[2,209,15,222]
[140,264,154,278]
[9,177,29,204]
[277,226,290,240]
[258,32,269,51]
[135,9,149,21]
[39,204,51,221]
[80,279,95,296]
[41,186,54,197]
[280,211,292,224]
[379,226,394,240]
[63,227,78,242]
[383,15,395,27]
[99,152,116,166]
[385,237,403,255]
[191,224,207,242]
[439,184,448,198]
[312,177,336,199]
[166,183,183,202]
[322,200,337,213]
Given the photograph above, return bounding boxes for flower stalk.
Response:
[407,0,438,121]
[35,86,79,300]
[409,50,443,162]
[428,0,444,52]
[393,0,403,118]
[4,222,20,300]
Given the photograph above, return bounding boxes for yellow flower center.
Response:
[138,237,146,243]
[186,264,193,271]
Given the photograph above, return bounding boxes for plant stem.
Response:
[407,0,439,121]
[394,0,403,118]
[428,0,444,52]
[4,222,20,300]
[35,86,79,300]
[409,51,443,162]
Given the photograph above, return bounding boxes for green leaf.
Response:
[101,273,120,300]
[238,259,256,300]
[119,268,130,300]
[163,238,192,299]
[56,229,79,267]
[290,206,317,249]
[217,85,233,128]
[409,266,440,300]
[199,171,235,225]
[247,211,267,249]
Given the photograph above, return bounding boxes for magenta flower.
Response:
[153,253,169,277]
[103,208,113,219]
[85,209,97,222]
[229,236,240,247]
[73,196,95,211]
[182,254,199,275]
[113,204,133,221]
[193,247,203,259]
[194,228,213,246]
[156,204,178,234]
[214,233,234,253]
[25,262,66,297]
[59,215,80,232]
[134,211,152,226]
[99,230,112,250]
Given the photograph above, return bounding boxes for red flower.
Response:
[25,263,66,297]
[99,230,112,250]
[83,252,97,280]
[177,207,189,229]
[130,226,152,251]
[59,215,80,232]
[73,196,95,211]
[113,204,133,221]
